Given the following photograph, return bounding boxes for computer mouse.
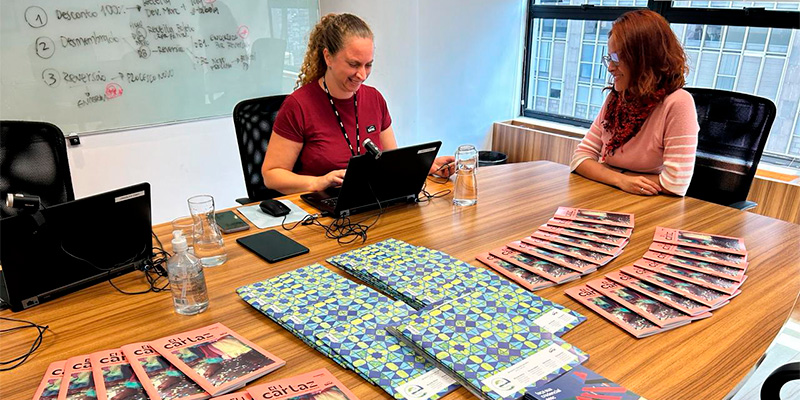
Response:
[259,199,290,217]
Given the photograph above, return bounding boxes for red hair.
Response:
[609,10,688,100]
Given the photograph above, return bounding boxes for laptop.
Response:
[301,141,441,218]
[0,183,152,311]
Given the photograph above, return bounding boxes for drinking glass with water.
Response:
[453,144,478,206]
[188,195,227,267]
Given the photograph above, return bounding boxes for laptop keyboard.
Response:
[321,197,338,208]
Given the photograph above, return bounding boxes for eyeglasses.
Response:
[602,52,620,68]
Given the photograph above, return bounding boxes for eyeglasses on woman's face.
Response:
[602,52,620,68]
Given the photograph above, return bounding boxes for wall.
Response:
[63,0,526,224]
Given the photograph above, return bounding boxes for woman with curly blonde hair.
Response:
[570,10,699,196]
[262,13,454,194]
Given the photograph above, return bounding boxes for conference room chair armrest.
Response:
[728,200,758,211]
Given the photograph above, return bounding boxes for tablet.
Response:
[236,230,309,263]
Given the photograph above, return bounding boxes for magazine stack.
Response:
[567,227,747,338]
[236,263,460,400]
[478,207,633,290]
[327,238,509,309]
[34,323,285,400]
[237,241,599,400]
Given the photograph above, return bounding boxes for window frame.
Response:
[521,1,800,122]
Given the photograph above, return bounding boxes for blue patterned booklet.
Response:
[328,238,508,309]
[387,287,589,400]
[236,263,403,373]
[430,283,586,336]
[317,306,460,400]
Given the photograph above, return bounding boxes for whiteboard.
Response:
[0,0,318,134]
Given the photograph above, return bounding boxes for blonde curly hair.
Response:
[296,13,373,89]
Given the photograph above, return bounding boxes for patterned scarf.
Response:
[602,88,668,160]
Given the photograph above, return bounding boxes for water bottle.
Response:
[188,195,227,267]
[453,144,478,206]
[167,230,209,315]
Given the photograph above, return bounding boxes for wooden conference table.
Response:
[2,161,799,400]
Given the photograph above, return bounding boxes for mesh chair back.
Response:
[0,121,74,217]
[232,94,288,203]
[684,88,775,206]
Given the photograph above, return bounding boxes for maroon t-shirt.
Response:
[272,81,392,177]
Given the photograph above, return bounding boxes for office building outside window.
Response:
[270,7,311,72]
[524,1,800,167]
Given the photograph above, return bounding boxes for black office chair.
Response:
[684,88,776,210]
[0,121,74,218]
[232,94,288,205]
[761,362,799,399]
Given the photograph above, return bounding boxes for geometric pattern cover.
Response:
[438,283,586,337]
[236,263,401,373]
[328,238,509,309]
[317,306,460,400]
[393,294,589,400]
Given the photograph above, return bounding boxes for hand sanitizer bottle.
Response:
[167,230,209,315]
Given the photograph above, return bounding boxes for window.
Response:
[270,7,311,72]
[523,1,800,166]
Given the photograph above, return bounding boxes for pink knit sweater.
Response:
[570,89,699,196]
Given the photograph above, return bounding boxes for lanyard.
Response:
[322,76,360,156]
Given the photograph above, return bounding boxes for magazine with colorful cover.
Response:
[275,286,411,371]
[525,364,646,400]
[633,259,745,295]
[236,263,364,326]
[34,360,65,400]
[236,265,386,372]
[604,270,715,317]
[507,241,598,274]
[475,252,556,291]
[642,250,746,282]
[489,246,581,284]
[538,224,629,246]
[150,323,285,396]
[521,236,615,265]
[317,309,459,400]
[247,368,360,400]
[89,349,147,400]
[547,218,633,238]
[210,391,252,400]
[120,342,209,400]
[531,230,624,256]
[586,278,694,329]
[652,227,747,255]
[388,296,589,400]
[425,284,586,336]
[328,239,505,310]
[553,207,634,228]
[58,355,96,400]
[565,285,662,338]
[619,266,735,308]
[648,242,747,269]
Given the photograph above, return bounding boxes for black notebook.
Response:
[237,230,309,263]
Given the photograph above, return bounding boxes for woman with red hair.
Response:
[570,10,699,196]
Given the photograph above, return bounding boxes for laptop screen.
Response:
[0,183,152,311]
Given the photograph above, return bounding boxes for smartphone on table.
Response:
[215,210,250,233]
